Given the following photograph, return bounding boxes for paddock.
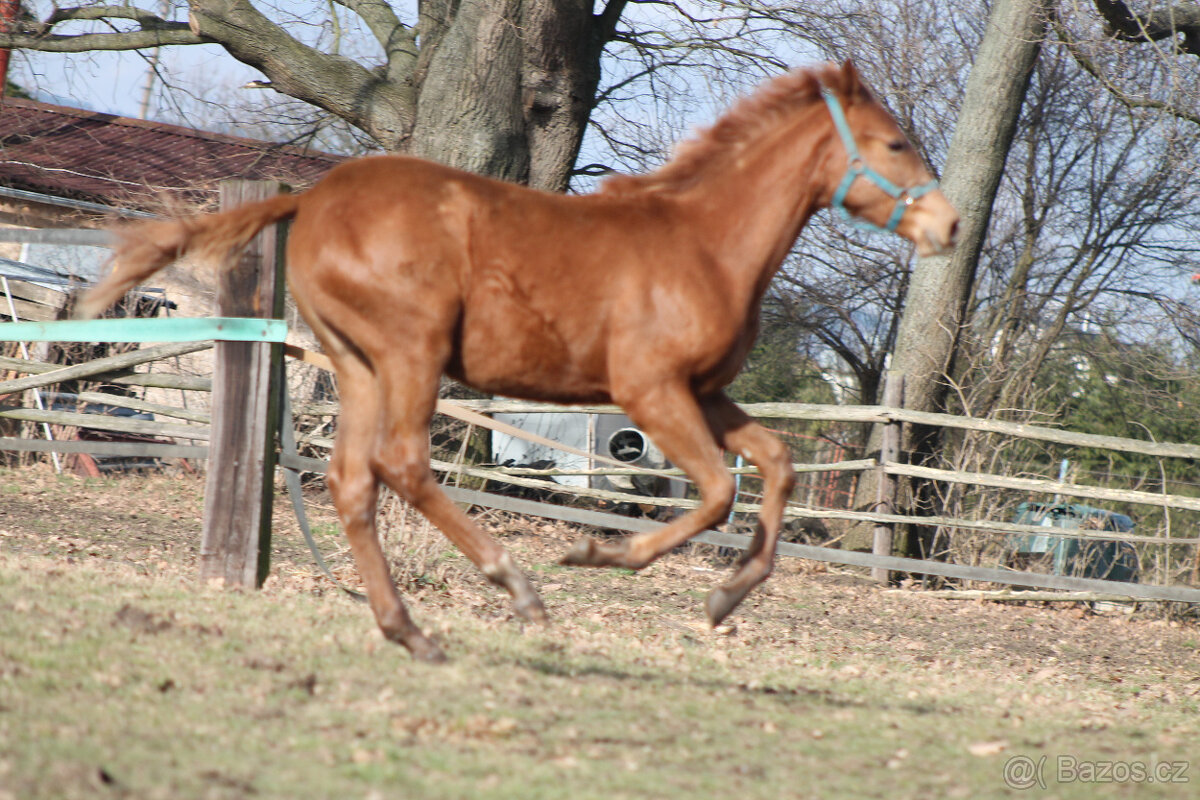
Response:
[2,180,1199,797]
[1,467,1198,799]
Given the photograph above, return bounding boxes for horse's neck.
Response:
[676,113,832,291]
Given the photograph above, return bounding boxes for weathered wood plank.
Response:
[0,228,113,246]
[200,181,287,589]
[70,390,209,423]
[0,436,207,460]
[0,295,56,322]
[883,589,1143,603]
[0,355,211,392]
[0,405,208,440]
[445,399,1200,460]
[2,278,67,307]
[0,341,211,396]
[890,408,1200,460]
[886,462,1200,512]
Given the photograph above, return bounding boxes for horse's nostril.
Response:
[948,219,960,244]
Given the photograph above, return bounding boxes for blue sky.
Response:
[13,42,260,119]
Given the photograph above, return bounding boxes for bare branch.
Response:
[184,0,415,149]
[0,1,418,149]
[1091,0,1200,56]
[0,28,202,51]
[1054,13,1200,126]
[597,0,631,42]
[0,4,201,51]
[333,0,417,80]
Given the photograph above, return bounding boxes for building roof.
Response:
[0,98,343,213]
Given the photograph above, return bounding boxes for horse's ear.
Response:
[840,59,872,104]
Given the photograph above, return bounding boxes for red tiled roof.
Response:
[0,98,343,212]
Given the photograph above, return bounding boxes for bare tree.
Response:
[0,0,629,191]
[705,0,1200,553]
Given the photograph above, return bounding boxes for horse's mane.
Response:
[600,63,848,196]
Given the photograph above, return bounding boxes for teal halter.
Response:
[820,86,939,233]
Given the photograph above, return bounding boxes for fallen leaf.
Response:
[967,740,1008,757]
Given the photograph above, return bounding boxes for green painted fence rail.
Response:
[0,317,289,344]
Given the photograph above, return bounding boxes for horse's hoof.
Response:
[561,537,600,566]
[515,593,549,625]
[705,586,743,628]
[407,633,448,664]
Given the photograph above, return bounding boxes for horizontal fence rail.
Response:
[886,462,1200,513]
[0,228,114,246]
[0,437,208,460]
[0,317,289,344]
[453,399,1200,461]
[0,352,211,391]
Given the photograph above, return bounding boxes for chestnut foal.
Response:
[79,61,957,661]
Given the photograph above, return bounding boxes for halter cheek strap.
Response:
[820,86,939,234]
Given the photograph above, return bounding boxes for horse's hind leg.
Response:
[326,353,445,662]
[562,380,737,572]
[371,357,547,624]
[700,393,796,627]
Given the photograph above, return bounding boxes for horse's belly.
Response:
[452,343,610,403]
[450,283,610,403]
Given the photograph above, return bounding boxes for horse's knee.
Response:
[327,460,377,517]
[372,448,434,502]
[757,437,795,493]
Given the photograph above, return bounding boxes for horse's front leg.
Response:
[700,393,796,627]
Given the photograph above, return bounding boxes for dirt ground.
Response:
[2,465,1197,684]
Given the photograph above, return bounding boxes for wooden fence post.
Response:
[200,181,287,588]
[871,372,904,583]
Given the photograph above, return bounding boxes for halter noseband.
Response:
[819,86,939,234]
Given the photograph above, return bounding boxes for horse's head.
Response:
[820,61,959,256]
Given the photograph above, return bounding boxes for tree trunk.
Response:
[1,0,621,193]
[408,0,605,190]
[843,0,1053,551]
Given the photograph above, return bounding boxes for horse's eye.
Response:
[887,140,908,153]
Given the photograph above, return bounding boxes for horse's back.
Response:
[284,153,734,403]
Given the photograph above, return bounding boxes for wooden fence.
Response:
[3,200,1200,604]
[5,337,1200,602]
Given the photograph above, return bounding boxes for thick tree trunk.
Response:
[892,0,1050,419]
[0,0,619,193]
[843,0,1053,551]
[408,0,604,190]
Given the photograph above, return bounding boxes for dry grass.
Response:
[2,465,1200,799]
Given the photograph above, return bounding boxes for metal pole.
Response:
[0,0,19,104]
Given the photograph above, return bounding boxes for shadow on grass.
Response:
[510,652,877,713]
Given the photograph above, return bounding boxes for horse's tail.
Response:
[75,193,301,320]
